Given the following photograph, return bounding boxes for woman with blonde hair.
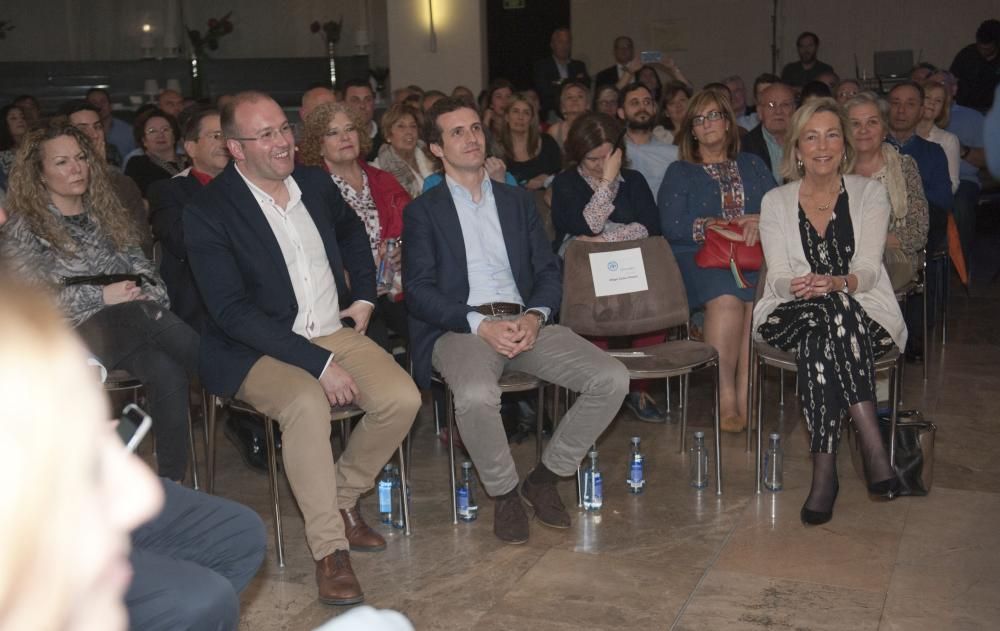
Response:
[916,81,961,194]
[754,97,906,525]
[371,103,435,198]
[0,125,199,482]
[546,79,590,149]
[0,273,163,631]
[658,88,776,432]
[496,92,562,190]
[300,102,412,351]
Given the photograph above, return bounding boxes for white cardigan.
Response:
[752,175,908,352]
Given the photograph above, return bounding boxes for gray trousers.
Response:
[432,324,629,496]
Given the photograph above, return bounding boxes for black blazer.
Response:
[403,179,562,389]
[532,56,591,118]
[550,168,661,249]
[742,124,773,173]
[183,162,376,396]
[593,65,620,89]
[148,173,208,333]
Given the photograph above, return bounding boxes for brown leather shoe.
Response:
[493,493,529,544]
[316,550,364,606]
[521,477,571,529]
[340,503,387,552]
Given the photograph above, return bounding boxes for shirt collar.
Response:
[235,163,301,210]
[445,170,492,207]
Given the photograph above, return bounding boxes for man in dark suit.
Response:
[404,98,628,545]
[184,91,420,607]
[742,82,796,185]
[533,27,591,121]
[594,35,635,89]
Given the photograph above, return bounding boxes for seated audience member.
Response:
[781,31,836,87]
[0,273,164,631]
[743,82,796,184]
[157,89,185,120]
[917,81,961,193]
[723,75,759,130]
[496,93,562,191]
[753,73,781,106]
[800,80,834,103]
[87,87,137,159]
[949,18,1000,111]
[929,70,987,262]
[816,71,840,91]
[299,101,412,352]
[546,79,591,149]
[61,100,123,167]
[533,26,591,121]
[618,82,679,196]
[594,35,636,88]
[63,101,150,254]
[482,79,514,137]
[658,88,776,433]
[184,91,420,606]
[593,84,620,117]
[12,94,41,126]
[422,90,447,113]
[847,92,929,290]
[910,62,938,83]
[343,79,383,161]
[0,104,29,174]
[654,80,693,144]
[835,78,861,105]
[300,84,338,124]
[755,97,906,526]
[552,112,660,249]
[404,97,629,544]
[636,64,664,102]
[371,103,436,198]
[148,107,229,333]
[125,108,186,197]
[0,126,199,482]
[452,85,476,104]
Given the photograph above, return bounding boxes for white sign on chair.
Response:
[588,248,649,297]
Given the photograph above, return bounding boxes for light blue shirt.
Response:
[762,127,784,184]
[946,103,985,184]
[106,116,137,159]
[737,112,759,131]
[626,136,678,201]
[445,173,549,333]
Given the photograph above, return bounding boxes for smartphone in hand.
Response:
[117,403,152,452]
[639,50,663,64]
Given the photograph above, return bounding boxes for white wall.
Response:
[385,0,486,94]
[571,0,995,97]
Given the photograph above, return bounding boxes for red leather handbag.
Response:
[694,222,762,288]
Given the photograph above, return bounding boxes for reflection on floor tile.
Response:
[185,273,1000,629]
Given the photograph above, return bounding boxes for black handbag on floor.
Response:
[849,411,936,496]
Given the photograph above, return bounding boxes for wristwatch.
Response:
[525,310,546,327]
[839,276,849,293]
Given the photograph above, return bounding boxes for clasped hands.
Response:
[790,273,839,299]
[477,314,542,359]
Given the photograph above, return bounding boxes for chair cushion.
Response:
[610,340,718,378]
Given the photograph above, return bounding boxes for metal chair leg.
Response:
[188,410,200,491]
[535,386,545,464]
[778,368,785,406]
[677,373,690,454]
[922,273,929,381]
[263,417,285,568]
[665,377,672,414]
[205,394,218,494]
[397,440,412,536]
[713,363,723,495]
[446,387,458,525]
[888,355,903,469]
[755,356,765,494]
[746,346,757,453]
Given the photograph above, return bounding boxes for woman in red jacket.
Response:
[299,102,412,352]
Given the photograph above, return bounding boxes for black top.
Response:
[780,60,835,87]
[798,183,853,275]
[742,124,773,173]
[124,154,181,198]
[507,134,563,185]
[550,167,660,249]
[950,43,1000,112]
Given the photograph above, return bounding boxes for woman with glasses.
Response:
[658,88,776,433]
[593,85,620,118]
[0,125,199,482]
[124,108,185,197]
[299,102,412,351]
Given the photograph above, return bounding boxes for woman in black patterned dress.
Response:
[754,98,908,525]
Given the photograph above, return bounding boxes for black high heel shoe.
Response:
[867,476,902,500]
[801,482,839,526]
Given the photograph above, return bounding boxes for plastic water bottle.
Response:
[582,449,603,511]
[377,238,398,293]
[689,431,709,489]
[391,465,406,529]
[377,464,394,524]
[627,436,645,494]
[457,461,478,522]
[764,432,784,491]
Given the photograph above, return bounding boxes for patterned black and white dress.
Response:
[757,184,895,453]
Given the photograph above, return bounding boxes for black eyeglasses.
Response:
[691,111,724,127]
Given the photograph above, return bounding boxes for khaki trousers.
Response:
[236,326,420,559]
[432,324,629,496]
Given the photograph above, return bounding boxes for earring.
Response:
[796,158,804,174]
[842,153,848,164]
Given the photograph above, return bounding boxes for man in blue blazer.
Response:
[404,97,628,545]
[184,91,420,607]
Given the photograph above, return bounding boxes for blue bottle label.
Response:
[630,460,645,488]
[593,472,602,500]
[378,481,392,512]
[457,487,469,516]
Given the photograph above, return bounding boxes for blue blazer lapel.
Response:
[430,183,469,276]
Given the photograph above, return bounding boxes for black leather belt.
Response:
[472,302,524,317]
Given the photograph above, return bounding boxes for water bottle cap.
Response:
[461,461,473,470]
[769,432,781,440]
[693,431,705,438]
[383,464,393,471]
[588,449,598,458]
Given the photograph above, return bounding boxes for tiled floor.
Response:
[190,273,998,630]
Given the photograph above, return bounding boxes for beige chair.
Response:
[206,397,410,568]
[748,266,905,494]
[559,237,723,495]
